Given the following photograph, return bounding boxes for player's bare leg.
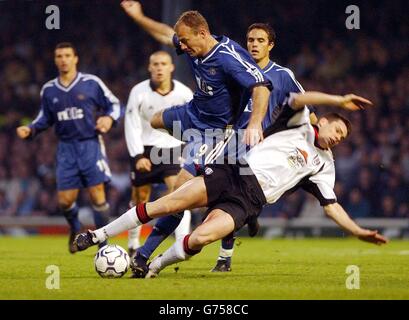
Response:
[88,183,107,204]
[132,185,152,202]
[128,184,152,257]
[172,168,195,190]
[58,189,80,253]
[58,189,80,210]
[164,175,178,193]
[188,209,235,250]
[74,176,208,251]
[88,183,110,248]
[146,176,207,216]
[147,209,235,277]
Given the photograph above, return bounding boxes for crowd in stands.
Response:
[0,0,408,220]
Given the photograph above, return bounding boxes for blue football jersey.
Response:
[173,34,272,130]
[235,61,306,130]
[29,72,123,141]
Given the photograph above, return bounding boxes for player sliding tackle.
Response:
[75,91,388,277]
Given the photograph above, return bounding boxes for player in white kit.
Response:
[125,51,193,259]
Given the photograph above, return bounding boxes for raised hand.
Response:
[120,1,144,20]
[341,94,373,111]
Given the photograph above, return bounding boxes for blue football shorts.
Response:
[55,136,111,190]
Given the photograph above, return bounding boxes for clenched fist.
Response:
[16,126,32,139]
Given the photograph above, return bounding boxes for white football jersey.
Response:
[125,79,193,157]
[244,104,337,206]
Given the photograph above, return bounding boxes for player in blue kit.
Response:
[121,1,272,277]
[16,42,123,253]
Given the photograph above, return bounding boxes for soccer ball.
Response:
[94,244,130,278]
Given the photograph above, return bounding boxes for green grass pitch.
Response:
[1,235,408,300]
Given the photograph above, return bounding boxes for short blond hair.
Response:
[174,11,210,34]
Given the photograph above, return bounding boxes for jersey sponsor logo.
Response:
[195,75,214,96]
[288,148,308,169]
[57,107,84,121]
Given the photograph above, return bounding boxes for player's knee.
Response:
[150,111,164,129]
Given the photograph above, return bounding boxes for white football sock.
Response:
[148,237,191,276]
[93,207,142,242]
[218,247,234,260]
[174,210,191,240]
[128,226,142,249]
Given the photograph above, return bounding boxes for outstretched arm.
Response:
[324,203,388,245]
[290,91,373,111]
[121,1,174,46]
[243,86,271,146]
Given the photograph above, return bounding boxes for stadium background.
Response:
[0,0,408,237]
